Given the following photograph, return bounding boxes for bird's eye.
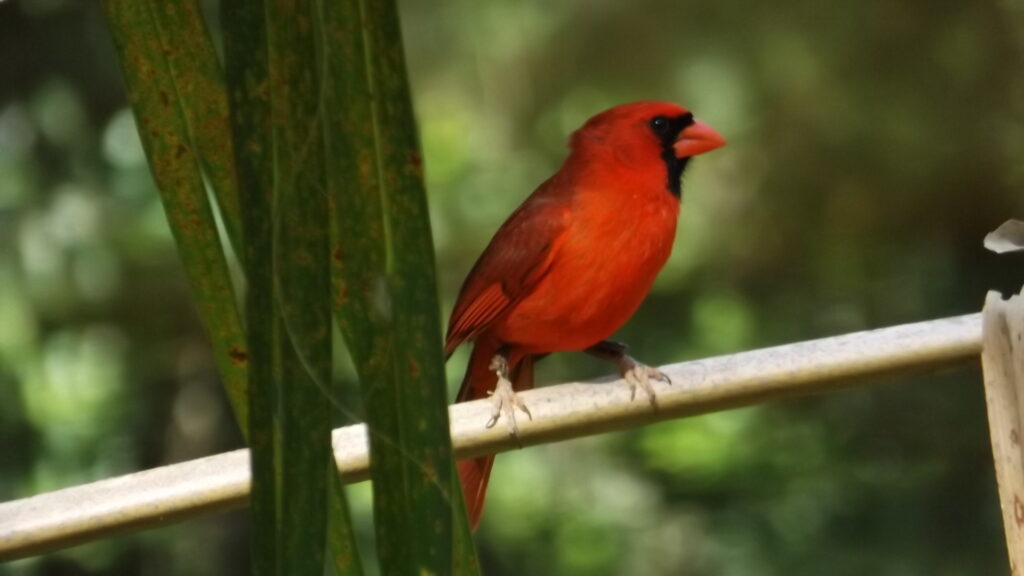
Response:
[649,115,671,135]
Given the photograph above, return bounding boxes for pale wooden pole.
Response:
[982,289,1024,575]
[0,313,982,560]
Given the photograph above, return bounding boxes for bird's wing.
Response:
[444,186,572,357]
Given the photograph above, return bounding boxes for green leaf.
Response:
[261,0,343,572]
[143,0,245,257]
[275,334,330,575]
[107,0,459,572]
[319,0,405,564]
[322,0,387,368]
[102,0,249,431]
[451,462,483,575]
[326,470,365,573]
[319,2,400,573]
[222,0,365,572]
[219,0,277,573]
[365,0,456,570]
[324,0,476,572]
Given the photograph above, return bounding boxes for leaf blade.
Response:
[323,0,476,572]
[145,0,245,257]
[220,0,276,572]
[263,0,340,571]
[102,0,249,431]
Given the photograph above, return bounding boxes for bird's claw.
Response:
[619,355,671,407]
[485,354,532,438]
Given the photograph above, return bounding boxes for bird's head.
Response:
[569,101,726,197]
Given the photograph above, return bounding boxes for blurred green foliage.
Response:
[1,0,1022,574]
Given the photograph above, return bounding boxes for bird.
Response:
[444,101,726,529]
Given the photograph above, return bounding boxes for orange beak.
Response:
[673,119,726,158]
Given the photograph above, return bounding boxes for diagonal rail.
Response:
[0,313,982,561]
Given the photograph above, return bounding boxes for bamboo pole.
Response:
[981,290,1024,574]
[0,313,982,560]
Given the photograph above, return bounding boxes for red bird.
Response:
[444,101,726,528]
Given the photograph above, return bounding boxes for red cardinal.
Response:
[444,101,725,529]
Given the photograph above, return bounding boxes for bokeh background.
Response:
[2,0,1023,574]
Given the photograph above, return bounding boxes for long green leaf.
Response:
[319,1,402,573]
[221,0,364,573]
[324,0,471,572]
[275,332,330,575]
[365,2,461,571]
[320,0,404,571]
[323,0,387,370]
[452,462,483,575]
[263,0,339,572]
[102,0,248,431]
[326,468,365,574]
[362,0,454,565]
[144,0,245,258]
[220,0,277,572]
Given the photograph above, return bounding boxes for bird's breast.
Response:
[494,188,679,353]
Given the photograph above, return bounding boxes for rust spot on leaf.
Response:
[420,454,438,484]
[332,243,344,263]
[408,358,420,379]
[357,151,376,181]
[159,91,170,108]
[175,144,188,159]
[292,250,314,267]
[408,151,423,177]
[229,347,249,365]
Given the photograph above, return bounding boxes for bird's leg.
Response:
[585,340,671,407]
[485,351,533,437]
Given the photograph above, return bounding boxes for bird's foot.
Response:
[485,354,532,437]
[617,355,671,407]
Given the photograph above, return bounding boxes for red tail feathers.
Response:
[455,341,534,530]
[458,454,496,530]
